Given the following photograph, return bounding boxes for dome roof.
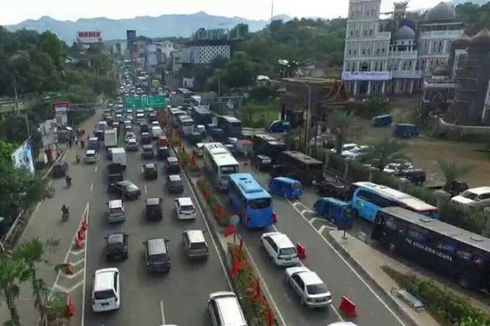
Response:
[452,33,470,48]
[469,28,490,46]
[432,64,450,76]
[394,25,416,40]
[425,2,456,21]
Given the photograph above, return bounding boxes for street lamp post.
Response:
[296,81,312,155]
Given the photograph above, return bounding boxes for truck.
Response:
[104,129,118,148]
[111,147,127,167]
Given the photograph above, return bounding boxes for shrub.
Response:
[196,178,231,227]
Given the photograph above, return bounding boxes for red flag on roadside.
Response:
[224,225,236,237]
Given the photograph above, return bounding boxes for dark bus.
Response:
[372,206,490,292]
[272,151,323,185]
[217,115,242,138]
[252,134,287,163]
[191,105,212,125]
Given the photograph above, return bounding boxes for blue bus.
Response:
[228,173,275,228]
[217,115,242,138]
[352,181,438,223]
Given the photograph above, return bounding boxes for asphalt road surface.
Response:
[82,114,231,326]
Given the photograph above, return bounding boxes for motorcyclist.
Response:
[61,205,69,221]
[65,175,72,187]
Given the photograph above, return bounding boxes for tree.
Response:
[0,256,29,325]
[360,138,408,170]
[330,110,353,155]
[437,159,472,189]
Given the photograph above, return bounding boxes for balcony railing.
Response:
[419,30,462,38]
[391,71,423,79]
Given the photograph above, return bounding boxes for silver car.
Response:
[284,266,332,308]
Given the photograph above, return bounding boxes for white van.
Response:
[151,126,163,139]
[260,232,299,266]
[91,268,120,312]
[208,291,247,326]
[175,197,196,220]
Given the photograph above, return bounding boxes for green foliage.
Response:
[0,255,30,325]
[455,2,490,36]
[356,95,389,119]
[437,160,472,189]
[439,202,488,235]
[242,103,278,128]
[330,110,353,155]
[0,140,18,163]
[360,138,408,170]
[382,266,490,326]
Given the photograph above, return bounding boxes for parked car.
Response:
[450,186,490,208]
[143,163,158,179]
[143,238,170,273]
[105,233,128,260]
[91,268,120,312]
[167,175,184,194]
[140,132,152,145]
[284,266,332,308]
[182,229,209,259]
[145,197,163,221]
[107,181,141,199]
[260,232,299,267]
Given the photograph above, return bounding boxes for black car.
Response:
[157,146,170,160]
[146,197,163,221]
[105,233,128,260]
[107,180,141,199]
[140,123,149,134]
[141,132,152,145]
[143,163,158,180]
[167,174,184,194]
[143,238,170,272]
[254,155,272,172]
[141,144,155,159]
[165,157,180,174]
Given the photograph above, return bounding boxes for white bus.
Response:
[203,143,240,190]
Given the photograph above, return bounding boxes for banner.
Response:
[342,71,392,81]
[11,140,35,174]
[52,101,70,125]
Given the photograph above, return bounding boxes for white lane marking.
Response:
[160,300,166,325]
[144,184,148,194]
[286,199,406,326]
[181,171,233,290]
[94,165,98,173]
[81,202,90,326]
[90,183,94,192]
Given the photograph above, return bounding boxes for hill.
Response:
[4,12,291,43]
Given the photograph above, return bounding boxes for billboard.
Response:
[52,101,70,125]
[11,140,35,174]
[341,71,392,81]
[77,31,103,43]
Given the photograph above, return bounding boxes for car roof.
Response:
[147,238,168,255]
[169,174,182,181]
[107,233,125,244]
[184,230,206,243]
[177,197,193,206]
[94,268,119,291]
[144,163,156,168]
[108,199,123,208]
[167,157,178,163]
[146,197,161,205]
[466,187,490,195]
[143,144,153,149]
[210,292,246,325]
[262,232,295,248]
[86,149,96,155]
[298,270,323,286]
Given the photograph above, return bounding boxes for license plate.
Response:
[101,302,109,306]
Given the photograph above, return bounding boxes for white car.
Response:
[91,268,120,312]
[261,232,299,266]
[125,138,138,151]
[450,186,490,208]
[175,197,196,220]
[284,266,332,308]
[125,131,136,143]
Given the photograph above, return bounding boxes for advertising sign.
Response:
[77,31,103,43]
[52,101,70,125]
[342,71,392,81]
[125,96,166,110]
[11,140,35,174]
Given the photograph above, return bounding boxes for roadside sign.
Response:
[124,96,165,110]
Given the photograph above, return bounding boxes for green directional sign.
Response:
[124,96,166,110]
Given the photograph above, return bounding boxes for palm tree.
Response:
[437,159,472,190]
[0,256,29,325]
[330,110,353,155]
[360,138,408,170]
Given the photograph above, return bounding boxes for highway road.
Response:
[81,113,232,326]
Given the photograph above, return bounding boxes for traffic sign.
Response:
[124,96,166,110]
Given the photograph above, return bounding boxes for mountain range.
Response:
[4,12,291,44]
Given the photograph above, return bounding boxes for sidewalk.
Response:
[327,230,440,326]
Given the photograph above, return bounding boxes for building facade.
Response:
[342,0,464,96]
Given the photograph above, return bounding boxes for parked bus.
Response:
[372,206,490,291]
[252,134,287,163]
[351,182,438,223]
[191,105,212,125]
[228,173,275,228]
[203,143,240,190]
[217,115,242,138]
[272,151,323,185]
[177,115,195,137]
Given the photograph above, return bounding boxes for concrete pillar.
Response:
[409,80,414,94]
[382,81,386,94]
[353,82,358,95]
[367,81,372,95]
[398,177,409,193]
[434,190,451,213]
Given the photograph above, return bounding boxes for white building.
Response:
[342,0,464,96]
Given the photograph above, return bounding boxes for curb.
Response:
[323,231,418,326]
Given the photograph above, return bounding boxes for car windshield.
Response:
[279,247,296,256]
[94,290,115,300]
[190,242,207,250]
[461,191,478,200]
[180,205,194,212]
[248,198,271,209]
[110,207,123,215]
[306,283,328,295]
[292,182,302,190]
[150,254,167,262]
[125,183,138,190]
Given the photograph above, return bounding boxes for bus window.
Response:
[249,198,271,210]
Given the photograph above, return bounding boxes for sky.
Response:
[0,0,446,25]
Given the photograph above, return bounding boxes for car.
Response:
[165,157,180,174]
[146,197,163,221]
[125,131,136,143]
[140,123,149,134]
[167,175,184,194]
[143,238,170,273]
[141,132,152,145]
[450,186,490,208]
[208,292,247,326]
[106,199,126,223]
[84,149,97,164]
[91,268,120,312]
[284,266,332,308]
[105,233,128,260]
[182,230,209,259]
[107,181,141,199]
[141,144,155,159]
[175,197,196,220]
[260,232,299,266]
[143,163,158,179]
[125,138,138,151]
[193,143,205,158]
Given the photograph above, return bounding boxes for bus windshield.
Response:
[220,165,238,175]
[248,198,271,209]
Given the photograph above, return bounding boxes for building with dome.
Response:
[342,0,464,96]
